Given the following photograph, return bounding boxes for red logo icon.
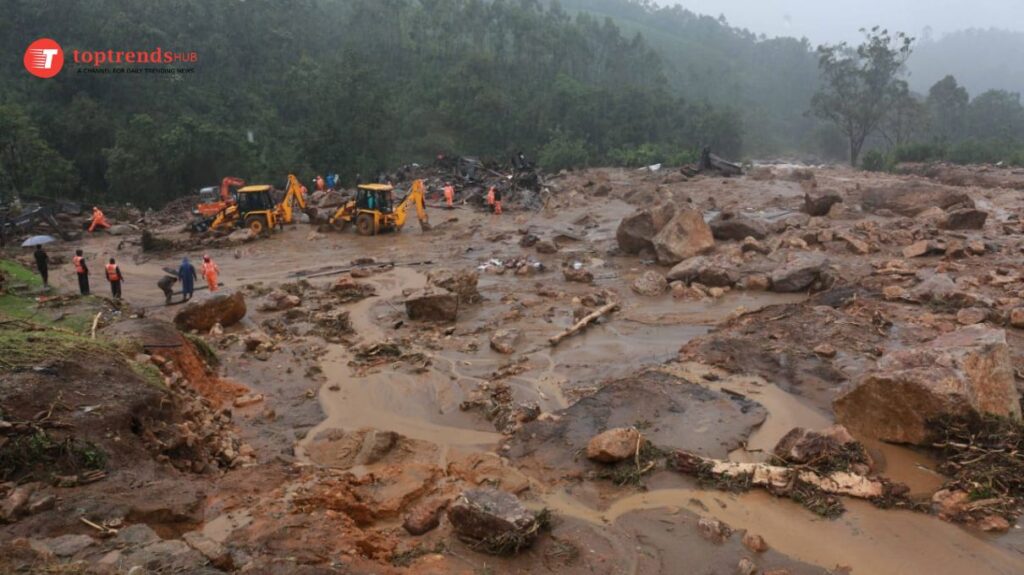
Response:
[24,38,64,78]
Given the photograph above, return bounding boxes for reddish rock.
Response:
[742,532,769,553]
[586,427,641,463]
[403,497,450,536]
[174,292,247,332]
[651,209,715,265]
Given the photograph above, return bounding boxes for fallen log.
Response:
[549,300,618,347]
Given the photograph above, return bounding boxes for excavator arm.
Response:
[275,174,308,224]
[394,179,430,231]
[220,177,245,203]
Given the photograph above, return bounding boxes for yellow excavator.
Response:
[328,179,430,235]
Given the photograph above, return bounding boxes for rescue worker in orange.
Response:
[486,186,495,209]
[315,175,325,192]
[201,255,220,292]
[105,258,125,299]
[443,182,455,209]
[493,187,503,215]
[73,249,90,295]
[88,206,110,232]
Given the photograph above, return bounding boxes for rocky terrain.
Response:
[3,162,1024,574]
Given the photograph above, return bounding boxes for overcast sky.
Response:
[674,0,1024,44]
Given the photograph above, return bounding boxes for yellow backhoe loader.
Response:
[209,185,278,236]
[328,179,430,235]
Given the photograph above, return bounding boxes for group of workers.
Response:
[442,182,502,214]
[315,173,342,193]
[34,244,221,304]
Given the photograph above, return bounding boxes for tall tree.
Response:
[880,81,927,148]
[966,90,1024,143]
[811,27,913,166]
[926,75,969,143]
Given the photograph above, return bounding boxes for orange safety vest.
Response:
[105,263,119,282]
[73,256,85,274]
[202,262,218,276]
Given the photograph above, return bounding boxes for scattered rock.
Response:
[931,488,970,520]
[737,557,758,575]
[652,209,715,265]
[631,270,668,296]
[666,256,738,287]
[804,191,842,216]
[405,288,459,322]
[563,266,594,284]
[834,325,1022,444]
[258,289,301,312]
[742,532,769,553]
[233,394,265,408]
[974,514,1011,533]
[836,232,870,255]
[226,228,257,244]
[711,217,768,241]
[741,236,771,255]
[861,182,972,216]
[769,253,830,293]
[183,531,233,570]
[447,489,541,554]
[696,517,732,544]
[586,427,641,463]
[535,240,558,254]
[941,208,988,230]
[910,273,956,302]
[1010,308,1024,329]
[957,307,988,325]
[428,269,482,304]
[902,239,944,258]
[174,292,247,332]
[813,343,837,358]
[37,534,95,558]
[490,329,521,354]
[403,497,450,536]
[740,274,771,291]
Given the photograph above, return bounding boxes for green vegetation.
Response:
[0,429,106,482]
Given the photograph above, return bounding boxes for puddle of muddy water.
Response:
[538,476,1024,575]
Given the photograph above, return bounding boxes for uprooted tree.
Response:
[811,27,914,167]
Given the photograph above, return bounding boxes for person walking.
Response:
[157,273,178,305]
[178,257,197,301]
[201,255,220,292]
[88,206,110,233]
[444,183,455,209]
[486,186,495,209]
[105,258,124,299]
[72,249,90,295]
[34,245,49,288]
[493,187,503,215]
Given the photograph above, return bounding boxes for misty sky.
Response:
[675,0,1024,44]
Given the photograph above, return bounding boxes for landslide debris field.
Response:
[5,163,1024,575]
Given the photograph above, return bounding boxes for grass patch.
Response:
[0,429,106,482]
[0,328,118,370]
[595,441,666,487]
[185,333,220,368]
[0,259,42,288]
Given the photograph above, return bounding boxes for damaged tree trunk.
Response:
[549,300,619,347]
[673,450,886,499]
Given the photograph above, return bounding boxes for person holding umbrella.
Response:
[33,245,49,288]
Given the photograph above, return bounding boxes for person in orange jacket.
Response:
[315,175,325,192]
[443,183,455,209]
[105,257,124,299]
[88,206,110,232]
[72,249,89,295]
[486,186,495,208]
[201,254,220,292]
[493,187,503,215]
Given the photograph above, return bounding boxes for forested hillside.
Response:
[1,0,741,206]
[2,0,1022,208]
[909,29,1024,96]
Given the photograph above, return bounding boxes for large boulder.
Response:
[940,208,988,230]
[769,253,830,293]
[405,288,459,322]
[834,326,1021,445]
[428,269,481,304]
[804,191,842,217]
[616,205,677,254]
[666,256,739,287]
[710,217,768,241]
[860,182,973,216]
[447,489,541,554]
[174,292,247,332]
[651,209,715,265]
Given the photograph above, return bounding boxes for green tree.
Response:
[0,104,76,202]
[880,81,927,148]
[926,75,969,143]
[811,27,913,166]
[966,90,1024,143]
